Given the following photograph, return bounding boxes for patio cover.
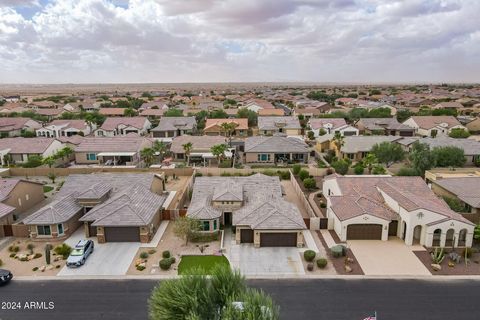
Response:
[97,152,136,157]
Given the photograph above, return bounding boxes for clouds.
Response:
[0,0,478,83]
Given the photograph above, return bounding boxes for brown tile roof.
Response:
[100,117,148,131]
[99,108,127,116]
[48,119,87,130]
[408,116,462,129]
[435,177,480,208]
[75,136,150,152]
[204,118,248,130]
[0,137,59,154]
[170,135,226,153]
[0,117,37,132]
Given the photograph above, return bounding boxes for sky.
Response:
[0,0,479,84]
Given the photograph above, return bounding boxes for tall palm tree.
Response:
[363,153,378,174]
[332,132,344,156]
[210,144,228,165]
[153,140,168,161]
[182,142,193,165]
[42,156,56,168]
[140,147,155,167]
[220,122,238,147]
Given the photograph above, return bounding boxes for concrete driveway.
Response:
[228,244,305,277]
[348,238,431,276]
[58,228,141,276]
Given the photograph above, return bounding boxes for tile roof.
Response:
[75,136,150,152]
[341,136,402,153]
[0,137,59,154]
[99,108,127,116]
[170,135,226,153]
[23,193,83,225]
[0,117,36,132]
[100,117,148,131]
[358,118,413,131]
[257,109,285,116]
[47,120,87,130]
[308,118,347,130]
[418,137,480,155]
[0,178,21,201]
[435,177,480,208]
[258,116,301,131]
[151,116,196,132]
[0,202,15,219]
[245,136,309,153]
[407,116,462,129]
[204,118,248,130]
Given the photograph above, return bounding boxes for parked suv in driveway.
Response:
[0,269,13,285]
[66,240,94,268]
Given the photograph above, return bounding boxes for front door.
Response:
[223,212,232,226]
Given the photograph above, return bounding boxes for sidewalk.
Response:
[319,229,337,248]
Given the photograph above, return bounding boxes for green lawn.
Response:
[178,255,230,275]
[43,186,54,193]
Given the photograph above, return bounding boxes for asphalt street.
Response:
[0,279,479,320]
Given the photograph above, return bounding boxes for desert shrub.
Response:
[220,172,231,177]
[292,164,302,175]
[218,160,232,168]
[303,178,316,190]
[463,248,474,258]
[33,253,42,259]
[190,231,219,242]
[307,263,314,271]
[397,167,419,176]
[19,256,28,261]
[27,243,35,254]
[194,172,203,177]
[140,252,149,259]
[136,265,146,271]
[331,245,346,258]
[320,202,327,208]
[159,258,172,270]
[32,267,39,271]
[9,253,15,258]
[162,250,171,259]
[316,258,328,269]
[148,249,157,255]
[55,265,60,269]
[299,169,310,181]
[169,257,176,264]
[9,245,20,253]
[278,170,291,180]
[304,250,316,262]
[54,244,72,259]
[353,163,364,175]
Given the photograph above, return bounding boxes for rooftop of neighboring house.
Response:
[188,174,306,229]
[406,115,462,129]
[325,175,473,225]
[23,173,167,225]
[434,177,480,208]
[358,118,413,131]
[99,108,129,116]
[170,135,226,154]
[36,108,64,116]
[294,107,321,115]
[151,116,196,132]
[139,108,165,117]
[341,136,401,154]
[74,136,150,153]
[258,116,301,130]
[0,137,59,154]
[0,117,38,132]
[44,119,87,130]
[204,118,248,130]
[435,102,464,109]
[245,135,309,153]
[418,137,480,155]
[245,99,275,109]
[257,108,285,116]
[99,117,148,131]
[56,135,86,145]
[308,118,348,130]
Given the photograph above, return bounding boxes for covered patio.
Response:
[97,151,137,166]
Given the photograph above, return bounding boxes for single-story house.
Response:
[187,174,306,247]
[292,107,321,118]
[242,99,275,113]
[413,137,480,165]
[0,137,64,166]
[0,117,41,137]
[35,108,65,120]
[465,117,480,133]
[356,118,415,136]
[204,118,248,137]
[169,135,231,165]
[36,120,95,138]
[244,135,309,165]
[337,136,402,161]
[151,116,196,140]
[74,136,152,166]
[0,178,44,238]
[403,116,467,137]
[323,175,475,247]
[95,117,151,137]
[257,116,301,136]
[257,109,285,116]
[429,177,480,224]
[22,173,167,243]
[308,118,358,138]
[433,102,464,110]
[99,108,128,117]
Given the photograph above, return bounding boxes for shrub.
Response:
[33,253,42,259]
[320,202,327,208]
[27,243,35,254]
[463,248,473,258]
[136,265,146,271]
[32,267,39,271]
[194,172,203,177]
[303,178,316,190]
[292,164,302,175]
[278,170,291,180]
[169,257,176,264]
[55,265,60,269]
[326,168,334,175]
[0,259,2,267]
[304,250,316,262]
[148,249,156,255]
[54,244,72,259]
[353,163,364,175]
[397,167,419,176]
[307,263,314,271]
[190,231,219,242]
[19,256,28,262]
[316,258,328,269]
[218,160,232,168]
[299,169,310,181]
[159,258,172,270]
[9,245,20,253]
[9,253,15,258]
[331,245,346,258]
[139,252,149,259]
[162,250,171,259]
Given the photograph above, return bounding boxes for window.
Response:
[86,153,97,161]
[257,153,270,161]
[214,220,217,230]
[37,225,51,236]
[203,221,210,231]
[97,131,104,136]
[57,224,64,235]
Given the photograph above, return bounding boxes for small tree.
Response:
[47,172,56,184]
[332,132,344,154]
[211,144,228,165]
[298,169,309,180]
[23,155,43,168]
[371,142,405,167]
[220,122,238,147]
[432,146,466,167]
[42,156,56,168]
[363,153,378,174]
[449,128,470,138]
[307,131,315,140]
[182,142,193,165]
[173,217,201,245]
[303,178,316,190]
[292,164,301,175]
[409,142,435,176]
[123,108,137,117]
[331,159,350,175]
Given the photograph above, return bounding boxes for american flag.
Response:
[363,311,377,320]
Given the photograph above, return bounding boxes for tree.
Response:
[396,109,413,123]
[220,122,238,146]
[182,142,193,165]
[370,142,405,167]
[211,144,228,164]
[432,146,466,167]
[149,266,279,320]
[372,164,387,175]
[332,132,344,154]
[362,153,378,174]
[307,131,315,140]
[319,128,327,136]
[42,156,56,168]
[123,108,137,117]
[303,178,316,190]
[23,155,43,168]
[449,128,470,138]
[164,108,184,117]
[409,142,435,176]
[292,164,302,175]
[353,163,364,175]
[61,146,74,161]
[140,147,156,167]
[173,216,201,245]
[397,166,419,176]
[237,108,258,127]
[331,159,350,175]
[209,109,228,119]
[298,169,310,180]
[153,140,168,161]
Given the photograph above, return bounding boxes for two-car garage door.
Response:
[104,227,140,242]
[346,224,382,240]
[260,232,297,247]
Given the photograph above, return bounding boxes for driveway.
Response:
[228,244,305,277]
[348,238,431,276]
[57,228,141,276]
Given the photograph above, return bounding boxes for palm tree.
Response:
[61,146,74,161]
[211,144,228,165]
[220,122,238,147]
[363,153,378,174]
[332,132,344,155]
[153,140,168,162]
[140,147,155,167]
[182,142,193,165]
[42,156,56,168]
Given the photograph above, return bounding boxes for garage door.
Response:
[260,232,297,247]
[347,224,382,240]
[240,229,254,243]
[104,227,140,242]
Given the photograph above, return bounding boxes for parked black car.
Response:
[0,269,13,285]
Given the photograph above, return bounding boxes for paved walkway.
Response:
[348,238,430,276]
[319,229,337,248]
[302,230,319,252]
[141,221,169,248]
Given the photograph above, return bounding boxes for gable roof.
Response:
[245,136,308,153]
[0,137,59,154]
[341,136,402,154]
[407,116,462,129]
[308,118,347,130]
[23,193,83,225]
[435,177,480,208]
[75,136,150,153]
[100,117,148,131]
[0,118,38,132]
[204,118,248,130]
[358,118,413,131]
[170,135,226,153]
[151,116,196,132]
[418,137,480,155]
[258,116,301,131]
